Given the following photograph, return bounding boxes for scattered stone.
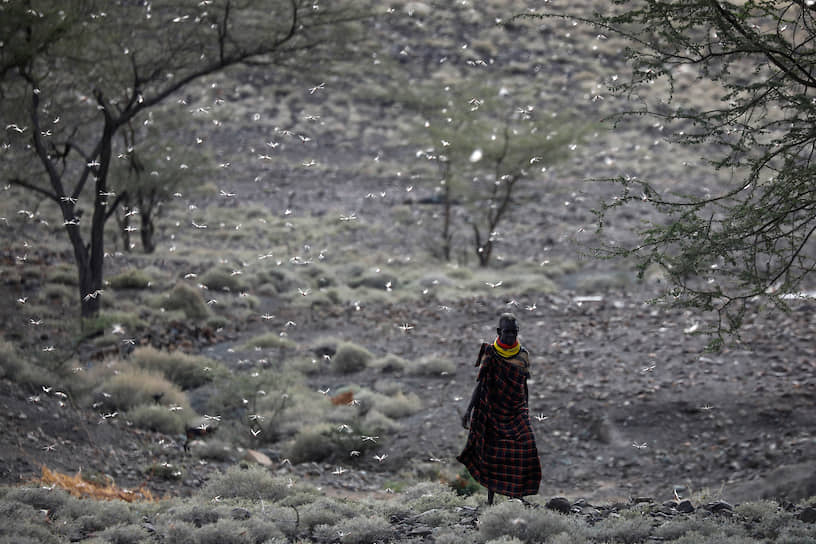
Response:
[407,525,433,537]
[799,506,816,524]
[704,501,734,514]
[633,497,654,504]
[676,500,695,514]
[243,449,273,467]
[231,507,251,520]
[546,497,571,514]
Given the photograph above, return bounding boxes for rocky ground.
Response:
[2,283,815,507]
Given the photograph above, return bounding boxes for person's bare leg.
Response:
[487,489,495,505]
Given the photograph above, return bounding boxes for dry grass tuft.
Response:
[129,345,226,390]
[159,282,211,320]
[96,367,191,413]
[331,341,373,373]
[200,266,248,293]
[107,268,153,289]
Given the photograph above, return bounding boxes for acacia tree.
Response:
[0,0,371,317]
[410,82,584,266]
[530,1,816,343]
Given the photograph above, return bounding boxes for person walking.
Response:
[457,313,542,505]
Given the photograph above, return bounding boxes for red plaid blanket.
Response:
[457,344,542,498]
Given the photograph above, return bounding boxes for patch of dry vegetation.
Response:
[1,466,815,544]
[129,346,227,390]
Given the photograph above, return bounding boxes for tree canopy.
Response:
[530,1,816,344]
[0,0,373,317]
[394,79,586,265]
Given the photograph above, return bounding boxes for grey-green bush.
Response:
[478,501,581,544]
[299,497,358,531]
[195,518,253,544]
[199,465,288,501]
[590,514,653,544]
[95,523,148,544]
[96,368,190,412]
[331,342,373,373]
[130,346,224,390]
[162,282,210,320]
[127,404,187,434]
[200,267,248,293]
[108,269,152,289]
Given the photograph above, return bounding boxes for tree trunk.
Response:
[140,211,156,254]
[441,176,452,262]
[473,224,492,267]
[78,105,115,319]
[115,209,132,252]
[78,260,101,318]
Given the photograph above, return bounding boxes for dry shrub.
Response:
[130,346,224,390]
[251,267,294,293]
[95,523,148,544]
[590,513,653,544]
[356,389,422,419]
[81,311,148,337]
[433,527,482,544]
[286,423,342,463]
[0,340,57,390]
[171,501,220,526]
[407,355,456,376]
[478,500,584,543]
[654,516,725,541]
[3,485,72,513]
[736,500,794,540]
[371,353,407,373]
[161,521,196,543]
[195,518,253,544]
[146,462,184,481]
[0,513,62,544]
[314,514,393,544]
[485,537,526,544]
[362,409,401,433]
[199,465,288,501]
[331,341,373,373]
[126,404,186,435]
[200,266,248,293]
[287,422,376,463]
[347,269,399,291]
[669,531,758,544]
[299,497,358,531]
[97,368,190,413]
[161,282,210,320]
[107,268,152,289]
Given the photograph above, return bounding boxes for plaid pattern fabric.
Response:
[457,344,542,498]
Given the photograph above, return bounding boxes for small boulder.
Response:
[243,449,273,467]
[704,501,734,514]
[676,500,695,514]
[546,497,572,514]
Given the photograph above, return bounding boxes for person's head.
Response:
[496,313,519,345]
